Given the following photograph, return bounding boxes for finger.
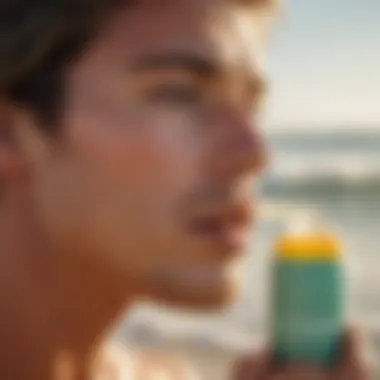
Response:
[232,350,271,380]
[271,366,331,380]
[335,329,370,380]
[343,329,362,361]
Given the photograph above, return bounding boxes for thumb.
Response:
[335,328,370,379]
[232,351,271,380]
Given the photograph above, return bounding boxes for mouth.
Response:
[188,201,254,256]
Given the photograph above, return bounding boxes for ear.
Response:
[0,98,24,182]
[0,99,54,192]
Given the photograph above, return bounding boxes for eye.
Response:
[147,84,203,105]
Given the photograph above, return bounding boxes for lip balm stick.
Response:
[271,212,345,368]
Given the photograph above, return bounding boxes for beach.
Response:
[117,131,380,379]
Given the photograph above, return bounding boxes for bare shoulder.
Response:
[99,341,200,380]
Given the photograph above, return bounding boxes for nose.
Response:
[207,106,268,182]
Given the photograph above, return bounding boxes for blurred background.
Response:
[116,0,380,378]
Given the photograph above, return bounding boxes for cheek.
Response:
[68,112,204,198]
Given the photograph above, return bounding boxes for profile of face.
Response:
[4,1,268,310]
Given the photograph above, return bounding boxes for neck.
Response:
[0,186,131,379]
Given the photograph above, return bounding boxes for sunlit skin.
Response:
[0,1,368,379]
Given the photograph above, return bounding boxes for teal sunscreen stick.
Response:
[272,215,345,368]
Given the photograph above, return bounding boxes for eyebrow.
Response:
[131,51,219,78]
[131,50,269,97]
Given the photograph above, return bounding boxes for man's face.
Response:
[17,1,268,310]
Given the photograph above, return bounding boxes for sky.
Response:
[265,0,380,129]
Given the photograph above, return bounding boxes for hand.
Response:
[232,330,369,380]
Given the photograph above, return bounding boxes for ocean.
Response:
[118,130,380,378]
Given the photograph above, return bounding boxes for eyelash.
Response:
[146,83,263,118]
[148,84,203,105]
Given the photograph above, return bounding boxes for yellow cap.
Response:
[275,234,341,261]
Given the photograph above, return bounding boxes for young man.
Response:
[0,0,368,379]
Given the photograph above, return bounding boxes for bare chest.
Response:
[97,345,199,380]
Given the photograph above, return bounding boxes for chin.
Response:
[148,276,239,312]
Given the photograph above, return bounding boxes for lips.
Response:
[188,201,254,254]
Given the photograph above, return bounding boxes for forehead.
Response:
[77,0,267,76]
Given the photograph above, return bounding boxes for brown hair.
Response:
[0,0,277,130]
